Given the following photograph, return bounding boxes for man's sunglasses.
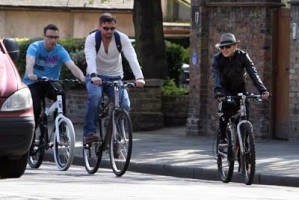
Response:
[102,27,116,31]
[219,44,232,49]
[45,35,60,39]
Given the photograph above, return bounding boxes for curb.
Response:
[44,154,299,188]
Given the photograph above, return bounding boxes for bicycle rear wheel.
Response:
[53,118,75,171]
[109,110,133,176]
[28,118,47,169]
[217,126,234,183]
[239,123,256,185]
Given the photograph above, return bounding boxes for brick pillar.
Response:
[187,0,210,136]
[289,0,299,141]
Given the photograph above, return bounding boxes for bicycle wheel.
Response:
[239,123,256,185]
[83,137,102,174]
[27,118,47,169]
[217,126,234,183]
[53,118,75,171]
[109,110,133,176]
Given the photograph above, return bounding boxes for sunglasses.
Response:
[219,44,232,49]
[45,35,60,39]
[102,27,116,31]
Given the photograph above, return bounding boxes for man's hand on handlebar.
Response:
[135,79,145,88]
[28,74,38,81]
[91,76,102,85]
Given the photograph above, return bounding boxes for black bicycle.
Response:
[83,80,134,176]
[216,93,262,185]
[28,77,79,171]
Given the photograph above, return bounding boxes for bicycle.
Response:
[215,93,262,185]
[83,80,134,176]
[27,77,78,171]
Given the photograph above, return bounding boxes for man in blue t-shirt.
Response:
[23,24,85,124]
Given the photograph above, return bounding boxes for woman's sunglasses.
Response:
[219,44,232,49]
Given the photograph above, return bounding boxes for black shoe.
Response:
[83,134,99,144]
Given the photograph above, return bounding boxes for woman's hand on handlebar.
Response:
[91,76,102,85]
[261,91,270,100]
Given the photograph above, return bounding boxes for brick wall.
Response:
[187,0,281,137]
[63,79,188,132]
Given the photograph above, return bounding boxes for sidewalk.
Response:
[47,125,299,187]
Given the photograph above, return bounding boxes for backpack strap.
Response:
[94,30,122,53]
[114,31,122,53]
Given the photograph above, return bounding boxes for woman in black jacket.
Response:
[211,33,270,143]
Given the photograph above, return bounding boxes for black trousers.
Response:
[28,81,65,124]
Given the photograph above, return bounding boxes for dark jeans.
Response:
[28,81,65,124]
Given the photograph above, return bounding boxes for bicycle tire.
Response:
[217,125,234,183]
[27,118,47,169]
[83,142,102,174]
[109,109,133,176]
[239,123,256,185]
[53,118,75,171]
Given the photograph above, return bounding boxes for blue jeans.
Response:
[83,75,130,137]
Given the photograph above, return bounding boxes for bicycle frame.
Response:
[98,81,128,149]
[45,94,73,144]
[227,93,253,159]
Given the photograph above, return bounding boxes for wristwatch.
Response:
[90,73,97,78]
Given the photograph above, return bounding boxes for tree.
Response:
[133,0,168,79]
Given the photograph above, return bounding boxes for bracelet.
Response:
[136,78,144,80]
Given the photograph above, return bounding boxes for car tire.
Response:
[0,152,28,179]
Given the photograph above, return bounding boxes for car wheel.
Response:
[0,152,28,179]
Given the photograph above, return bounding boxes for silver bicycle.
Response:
[28,77,77,171]
[216,93,262,185]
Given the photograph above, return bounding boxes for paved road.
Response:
[45,125,299,187]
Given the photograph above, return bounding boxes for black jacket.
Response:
[211,49,268,97]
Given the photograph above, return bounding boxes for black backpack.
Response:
[93,30,122,53]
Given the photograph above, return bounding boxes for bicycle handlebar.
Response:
[100,80,136,88]
[222,93,262,103]
[36,76,82,83]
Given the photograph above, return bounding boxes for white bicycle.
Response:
[28,77,77,171]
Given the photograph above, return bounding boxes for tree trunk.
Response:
[133,0,168,79]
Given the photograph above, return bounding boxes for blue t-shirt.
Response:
[23,40,71,85]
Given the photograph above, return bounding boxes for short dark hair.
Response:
[43,24,59,35]
[99,13,117,24]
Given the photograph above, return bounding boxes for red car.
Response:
[0,38,34,178]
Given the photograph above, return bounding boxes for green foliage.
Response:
[15,37,189,87]
[161,78,188,96]
[165,42,184,86]
[182,47,190,64]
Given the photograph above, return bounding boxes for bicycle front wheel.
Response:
[83,139,102,174]
[53,118,75,171]
[109,110,133,176]
[239,123,256,185]
[28,119,47,169]
[217,126,234,183]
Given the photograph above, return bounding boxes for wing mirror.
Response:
[3,38,20,60]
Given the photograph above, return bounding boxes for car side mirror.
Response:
[3,38,20,60]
